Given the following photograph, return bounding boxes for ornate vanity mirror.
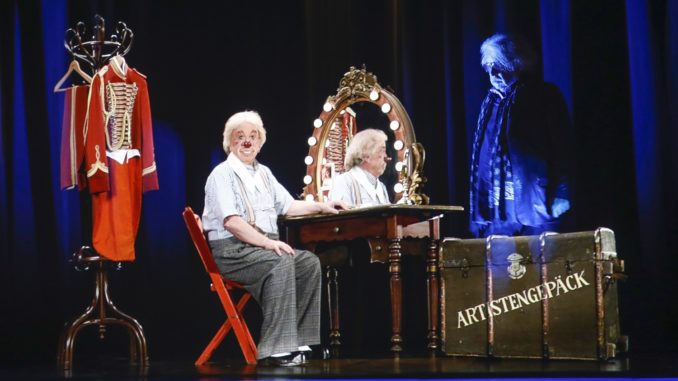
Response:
[300,66,428,204]
[284,67,462,355]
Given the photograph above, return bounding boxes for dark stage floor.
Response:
[2,351,677,381]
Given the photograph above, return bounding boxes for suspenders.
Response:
[349,174,363,207]
[234,169,272,232]
[349,171,387,206]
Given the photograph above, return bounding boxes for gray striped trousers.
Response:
[209,237,321,359]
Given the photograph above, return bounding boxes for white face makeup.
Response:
[484,62,517,93]
[229,122,262,165]
[362,142,389,177]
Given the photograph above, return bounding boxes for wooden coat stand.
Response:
[57,247,149,369]
[55,15,148,370]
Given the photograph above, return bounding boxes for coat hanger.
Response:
[54,60,93,93]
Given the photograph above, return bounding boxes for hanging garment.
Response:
[90,157,142,262]
[59,85,90,190]
[84,57,159,261]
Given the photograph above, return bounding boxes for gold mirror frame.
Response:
[301,66,428,204]
[397,142,429,205]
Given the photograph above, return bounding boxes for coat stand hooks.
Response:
[64,14,134,74]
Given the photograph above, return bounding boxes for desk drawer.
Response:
[297,216,389,243]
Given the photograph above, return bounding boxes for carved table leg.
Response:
[326,266,341,349]
[426,218,441,351]
[388,237,403,354]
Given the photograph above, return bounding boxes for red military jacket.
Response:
[84,57,159,193]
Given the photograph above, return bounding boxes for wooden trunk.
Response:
[440,228,628,360]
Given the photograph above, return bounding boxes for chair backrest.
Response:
[183,208,257,366]
[182,206,221,276]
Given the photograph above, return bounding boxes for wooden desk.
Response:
[280,204,463,354]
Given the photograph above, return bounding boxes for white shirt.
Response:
[328,166,390,207]
[202,154,294,241]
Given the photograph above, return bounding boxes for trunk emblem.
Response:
[507,253,526,279]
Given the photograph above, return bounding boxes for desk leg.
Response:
[388,237,403,353]
[426,219,441,351]
[326,266,341,348]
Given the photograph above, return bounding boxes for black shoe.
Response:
[298,350,311,364]
[261,352,304,367]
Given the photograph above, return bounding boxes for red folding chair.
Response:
[182,207,257,365]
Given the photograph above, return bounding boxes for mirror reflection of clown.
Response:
[328,129,390,207]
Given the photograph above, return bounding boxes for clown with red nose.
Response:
[202,111,349,365]
[229,122,261,165]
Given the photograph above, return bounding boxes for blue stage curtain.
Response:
[626,0,671,281]
[140,122,186,270]
[0,4,11,298]
[666,0,678,265]
[540,0,573,114]
[1,1,60,361]
[442,1,464,209]
[0,2,13,327]
[41,0,82,260]
[461,1,491,155]
[11,6,39,279]
[625,0,678,347]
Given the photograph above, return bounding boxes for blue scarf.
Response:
[469,84,521,236]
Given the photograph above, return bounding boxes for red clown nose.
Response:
[242,141,252,148]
